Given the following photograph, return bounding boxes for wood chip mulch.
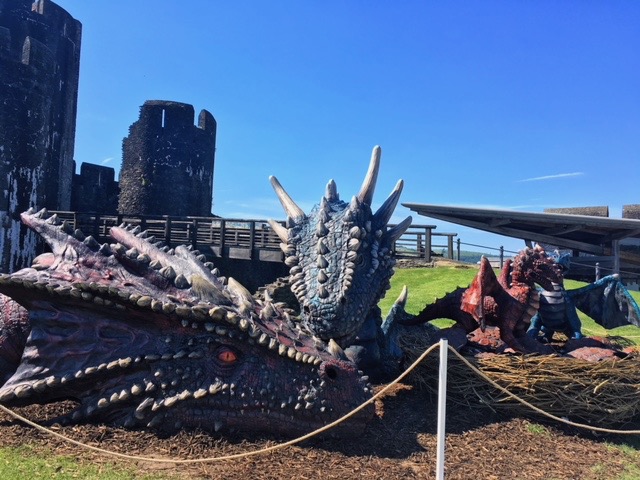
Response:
[0,383,637,479]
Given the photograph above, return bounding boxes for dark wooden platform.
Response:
[50,212,452,263]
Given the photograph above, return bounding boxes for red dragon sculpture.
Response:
[403,245,562,354]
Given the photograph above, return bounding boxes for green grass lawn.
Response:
[0,445,155,480]
[379,265,640,343]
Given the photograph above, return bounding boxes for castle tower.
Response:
[0,0,81,272]
[118,100,217,217]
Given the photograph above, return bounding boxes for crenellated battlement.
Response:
[136,100,217,136]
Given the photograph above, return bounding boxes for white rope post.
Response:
[436,338,448,480]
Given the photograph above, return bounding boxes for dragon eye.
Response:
[356,255,365,266]
[217,347,238,365]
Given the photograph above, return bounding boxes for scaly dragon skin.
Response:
[267,146,412,380]
[405,246,563,353]
[0,209,373,437]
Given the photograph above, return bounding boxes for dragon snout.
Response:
[317,356,373,419]
[301,301,360,344]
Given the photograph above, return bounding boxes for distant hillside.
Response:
[429,250,488,264]
[395,247,496,265]
[456,250,487,263]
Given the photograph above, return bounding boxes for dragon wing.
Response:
[461,256,501,330]
[568,274,640,329]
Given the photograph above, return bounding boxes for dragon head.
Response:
[512,245,563,291]
[0,209,373,437]
[268,147,411,346]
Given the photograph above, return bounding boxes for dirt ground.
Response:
[0,383,637,480]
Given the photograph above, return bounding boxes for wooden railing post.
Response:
[425,227,432,261]
[92,213,100,239]
[219,219,226,253]
[447,234,454,259]
[248,221,256,259]
[457,238,461,261]
[164,216,172,246]
[191,219,198,248]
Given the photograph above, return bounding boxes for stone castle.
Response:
[0,1,217,272]
[0,0,81,272]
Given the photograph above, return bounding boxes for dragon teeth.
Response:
[194,388,207,399]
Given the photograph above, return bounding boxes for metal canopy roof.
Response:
[402,203,640,256]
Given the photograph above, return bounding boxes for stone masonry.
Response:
[118,100,217,216]
[0,0,81,272]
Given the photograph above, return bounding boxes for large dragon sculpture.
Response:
[267,146,412,380]
[0,208,374,437]
[0,146,411,436]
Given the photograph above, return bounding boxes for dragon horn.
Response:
[267,219,289,243]
[356,145,381,206]
[373,179,404,226]
[386,216,412,243]
[269,175,306,222]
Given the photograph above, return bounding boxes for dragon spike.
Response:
[327,339,348,360]
[385,216,412,244]
[269,175,306,222]
[34,208,48,219]
[267,219,289,243]
[394,285,408,308]
[319,197,330,219]
[349,195,360,213]
[20,210,93,260]
[373,179,404,227]
[325,179,339,202]
[227,277,255,310]
[356,145,381,206]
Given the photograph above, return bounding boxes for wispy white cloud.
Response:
[517,172,584,182]
[100,157,114,165]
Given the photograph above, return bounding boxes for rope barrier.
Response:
[446,346,640,435]
[1,340,638,465]
[0,343,440,464]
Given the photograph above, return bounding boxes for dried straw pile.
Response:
[399,329,640,427]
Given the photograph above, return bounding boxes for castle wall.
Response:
[118,100,217,217]
[0,0,81,272]
[71,162,119,214]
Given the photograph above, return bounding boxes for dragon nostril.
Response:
[325,366,338,380]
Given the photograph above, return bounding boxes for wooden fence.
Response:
[50,212,454,262]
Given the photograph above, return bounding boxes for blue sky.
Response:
[58,1,639,253]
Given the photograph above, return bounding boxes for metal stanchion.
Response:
[436,338,448,479]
